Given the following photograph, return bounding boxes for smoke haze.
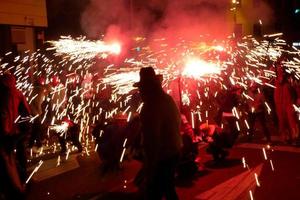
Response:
[80,0,274,41]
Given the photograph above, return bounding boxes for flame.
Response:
[182,57,222,79]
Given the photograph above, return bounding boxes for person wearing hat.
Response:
[134,67,182,200]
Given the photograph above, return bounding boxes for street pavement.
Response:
[26,136,300,200]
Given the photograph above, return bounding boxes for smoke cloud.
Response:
[80,0,129,39]
[80,0,274,41]
[151,0,231,40]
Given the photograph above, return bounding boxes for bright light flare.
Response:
[182,58,222,79]
[50,122,69,134]
[109,42,122,55]
[47,36,122,60]
[213,45,225,51]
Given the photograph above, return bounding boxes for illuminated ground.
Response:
[26,136,300,200]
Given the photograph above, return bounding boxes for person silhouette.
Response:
[134,67,182,200]
[0,73,31,199]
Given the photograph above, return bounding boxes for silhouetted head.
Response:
[134,67,163,101]
[134,67,162,88]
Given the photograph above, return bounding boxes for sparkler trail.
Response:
[47,36,121,60]
[0,33,299,172]
[26,160,44,184]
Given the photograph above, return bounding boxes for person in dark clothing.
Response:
[124,114,142,161]
[214,85,240,148]
[199,123,230,162]
[177,114,199,179]
[93,115,127,174]
[246,84,271,143]
[0,73,31,199]
[134,67,182,200]
[28,78,49,148]
[274,63,299,143]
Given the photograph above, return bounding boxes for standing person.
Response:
[247,84,271,143]
[274,60,299,144]
[28,77,49,148]
[214,85,241,148]
[293,79,300,144]
[0,73,30,199]
[94,115,127,174]
[134,67,182,200]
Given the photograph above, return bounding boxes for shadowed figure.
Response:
[93,115,127,174]
[246,84,271,143]
[134,67,182,200]
[199,123,230,162]
[274,60,299,144]
[0,73,31,200]
[28,77,49,148]
[214,85,240,149]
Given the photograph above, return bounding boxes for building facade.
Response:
[229,0,300,41]
[0,0,47,56]
[228,0,273,38]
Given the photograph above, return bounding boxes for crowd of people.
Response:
[0,53,300,200]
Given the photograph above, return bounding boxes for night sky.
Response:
[45,0,228,39]
[45,0,168,39]
[45,0,300,41]
[46,0,90,39]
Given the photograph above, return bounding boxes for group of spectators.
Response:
[0,53,299,200]
[91,60,300,199]
[0,71,85,199]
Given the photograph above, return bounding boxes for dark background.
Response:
[46,0,300,41]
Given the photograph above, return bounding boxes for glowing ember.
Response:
[182,57,222,78]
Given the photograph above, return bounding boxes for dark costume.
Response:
[93,116,127,173]
[200,123,230,161]
[136,67,182,200]
[214,86,240,147]
[0,74,30,199]
[274,65,298,142]
[247,86,271,142]
[28,79,48,148]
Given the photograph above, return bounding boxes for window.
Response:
[11,27,25,44]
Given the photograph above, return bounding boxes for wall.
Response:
[0,0,47,55]
[0,0,47,27]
